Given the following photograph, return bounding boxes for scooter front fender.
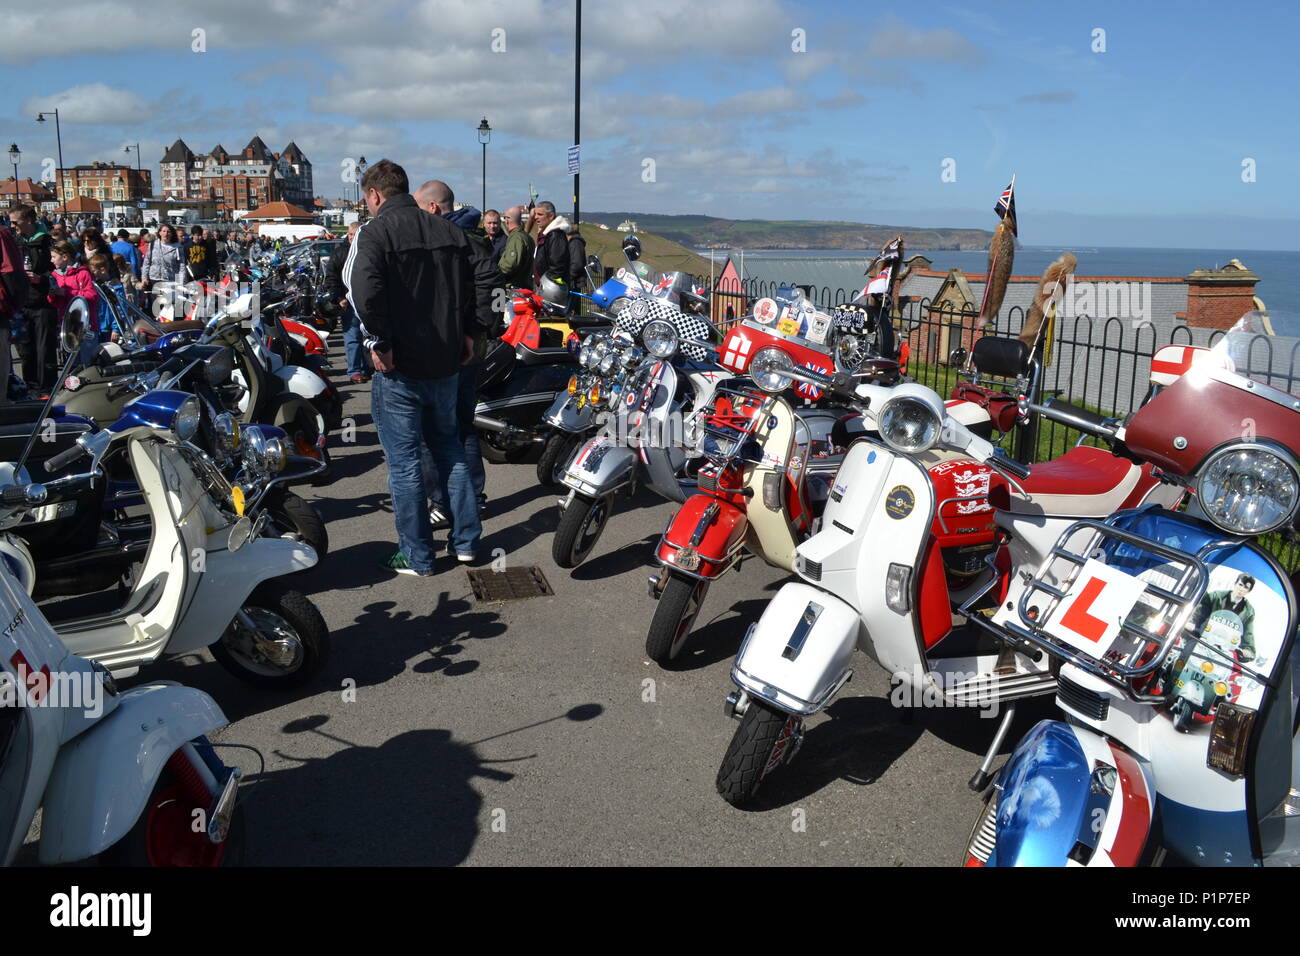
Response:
[165,536,317,656]
[980,720,1154,867]
[731,581,860,716]
[543,394,597,432]
[38,682,227,864]
[658,494,747,577]
[561,437,636,498]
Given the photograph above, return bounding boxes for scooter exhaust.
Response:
[474,414,546,443]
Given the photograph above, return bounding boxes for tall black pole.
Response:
[481,140,486,211]
[573,0,580,227]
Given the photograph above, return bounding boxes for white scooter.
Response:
[1,303,328,687]
[0,481,242,865]
[715,349,1182,806]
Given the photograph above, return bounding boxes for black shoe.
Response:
[477,493,488,516]
[429,505,451,531]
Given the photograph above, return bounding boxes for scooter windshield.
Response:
[1209,309,1300,398]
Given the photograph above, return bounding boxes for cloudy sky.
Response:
[2,0,1296,249]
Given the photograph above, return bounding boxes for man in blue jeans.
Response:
[324,222,370,382]
[344,160,482,575]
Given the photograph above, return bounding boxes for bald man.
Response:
[496,205,534,288]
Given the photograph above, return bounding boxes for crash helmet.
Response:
[538,274,569,315]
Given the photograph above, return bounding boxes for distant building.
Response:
[158,136,314,212]
[57,162,151,204]
[617,220,637,232]
[0,177,55,210]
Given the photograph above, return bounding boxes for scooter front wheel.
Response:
[552,493,613,569]
[536,432,583,487]
[716,702,803,808]
[263,488,329,559]
[99,763,246,867]
[212,581,329,688]
[645,574,709,665]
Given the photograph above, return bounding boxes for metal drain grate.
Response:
[467,565,555,602]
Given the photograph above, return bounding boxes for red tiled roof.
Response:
[243,200,316,220]
[0,178,55,200]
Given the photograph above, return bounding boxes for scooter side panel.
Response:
[39,682,226,864]
[561,437,636,498]
[273,363,327,400]
[988,720,1154,867]
[165,537,317,655]
[732,581,861,715]
[657,494,747,574]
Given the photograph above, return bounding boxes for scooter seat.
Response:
[515,345,577,367]
[1011,445,1139,516]
[0,402,56,427]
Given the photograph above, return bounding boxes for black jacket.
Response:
[17,228,52,308]
[343,194,475,381]
[532,226,569,286]
[324,240,350,302]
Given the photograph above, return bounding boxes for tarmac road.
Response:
[148,376,1056,867]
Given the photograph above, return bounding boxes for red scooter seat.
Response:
[1010,445,1140,517]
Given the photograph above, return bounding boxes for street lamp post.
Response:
[477,117,491,212]
[7,143,19,186]
[35,110,64,215]
[123,142,142,199]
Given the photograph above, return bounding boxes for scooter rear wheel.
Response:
[552,493,612,569]
[645,574,708,665]
[716,702,803,808]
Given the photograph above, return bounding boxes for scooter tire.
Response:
[98,763,247,867]
[263,488,329,559]
[536,432,582,487]
[212,581,329,688]
[715,702,803,808]
[645,574,708,665]
[552,493,612,569]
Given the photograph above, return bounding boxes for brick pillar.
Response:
[1184,259,1260,329]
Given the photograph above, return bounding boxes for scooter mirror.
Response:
[60,298,89,352]
[621,234,642,262]
[586,254,602,273]
[228,516,253,552]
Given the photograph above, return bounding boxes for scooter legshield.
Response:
[731,581,860,716]
[39,682,227,863]
[983,720,1153,867]
[561,436,637,497]
[658,493,747,577]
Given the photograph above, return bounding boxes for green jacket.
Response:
[497,228,534,289]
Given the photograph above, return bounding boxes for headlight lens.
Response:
[642,320,677,359]
[579,344,595,368]
[878,395,942,454]
[750,346,795,392]
[263,437,287,474]
[213,412,239,458]
[241,425,268,473]
[622,345,644,368]
[1196,444,1300,535]
[174,395,201,442]
[598,352,616,376]
[567,375,579,395]
[588,384,602,406]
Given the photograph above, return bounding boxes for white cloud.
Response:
[23,84,153,125]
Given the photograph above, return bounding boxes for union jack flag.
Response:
[994,176,1017,235]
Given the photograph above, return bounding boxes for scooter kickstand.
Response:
[968,701,1016,793]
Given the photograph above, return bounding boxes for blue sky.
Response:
[2,0,1296,249]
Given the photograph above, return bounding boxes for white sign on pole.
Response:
[567,145,580,174]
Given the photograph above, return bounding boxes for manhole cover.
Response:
[467,566,555,603]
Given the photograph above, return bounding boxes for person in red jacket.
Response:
[47,240,99,360]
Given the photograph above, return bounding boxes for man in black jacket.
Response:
[11,205,56,390]
[344,160,482,575]
[530,200,569,287]
[324,222,369,381]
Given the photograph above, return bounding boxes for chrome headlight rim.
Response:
[598,352,617,376]
[213,411,240,459]
[642,319,678,359]
[1195,441,1300,536]
[750,346,795,393]
[579,344,594,368]
[877,392,944,455]
[241,424,269,475]
[621,345,644,368]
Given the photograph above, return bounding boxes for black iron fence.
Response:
[724,275,1300,570]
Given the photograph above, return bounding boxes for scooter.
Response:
[962,310,1300,867]
[0,540,243,865]
[2,310,329,687]
[714,346,1184,807]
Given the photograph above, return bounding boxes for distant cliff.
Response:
[580,212,994,251]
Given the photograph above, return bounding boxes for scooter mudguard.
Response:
[274,363,328,400]
[165,536,317,655]
[657,494,747,577]
[38,682,227,863]
[731,581,860,715]
[561,436,636,498]
[543,393,597,433]
[982,720,1154,867]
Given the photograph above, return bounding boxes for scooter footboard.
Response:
[731,582,860,715]
[562,436,636,497]
[980,720,1154,867]
[39,683,227,863]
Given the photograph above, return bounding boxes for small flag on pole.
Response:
[994,175,1017,235]
[865,266,892,295]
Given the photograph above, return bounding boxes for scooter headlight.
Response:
[241,425,268,474]
[750,346,795,392]
[174,395,201,442]
[213,412,240,459]
[642,320,678,359]
[579,344,595,368]
[1195,442,1300,535]
[567,375,579,395]
[878,385,945,455]
[588,384,602,406]
[262,436,287,474]
[598,352,617,376]
[622,345,644,368]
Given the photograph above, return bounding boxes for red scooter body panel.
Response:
[501,291,543,349]
[718,321,834,400]
[918,539,952,649]
[281,318,326,355]
[657,492,748,578]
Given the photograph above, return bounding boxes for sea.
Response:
[698,247,1300,314]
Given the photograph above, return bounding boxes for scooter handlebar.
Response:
[44,441,88,473]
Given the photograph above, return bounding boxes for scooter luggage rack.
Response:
[963,513,1213,697]
[697,381,769,463]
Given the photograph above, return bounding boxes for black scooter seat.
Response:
[0,402,61,427]
[515,345,577,367]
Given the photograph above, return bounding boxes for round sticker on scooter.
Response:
[885,485,915,519]
[753,298,779,325]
